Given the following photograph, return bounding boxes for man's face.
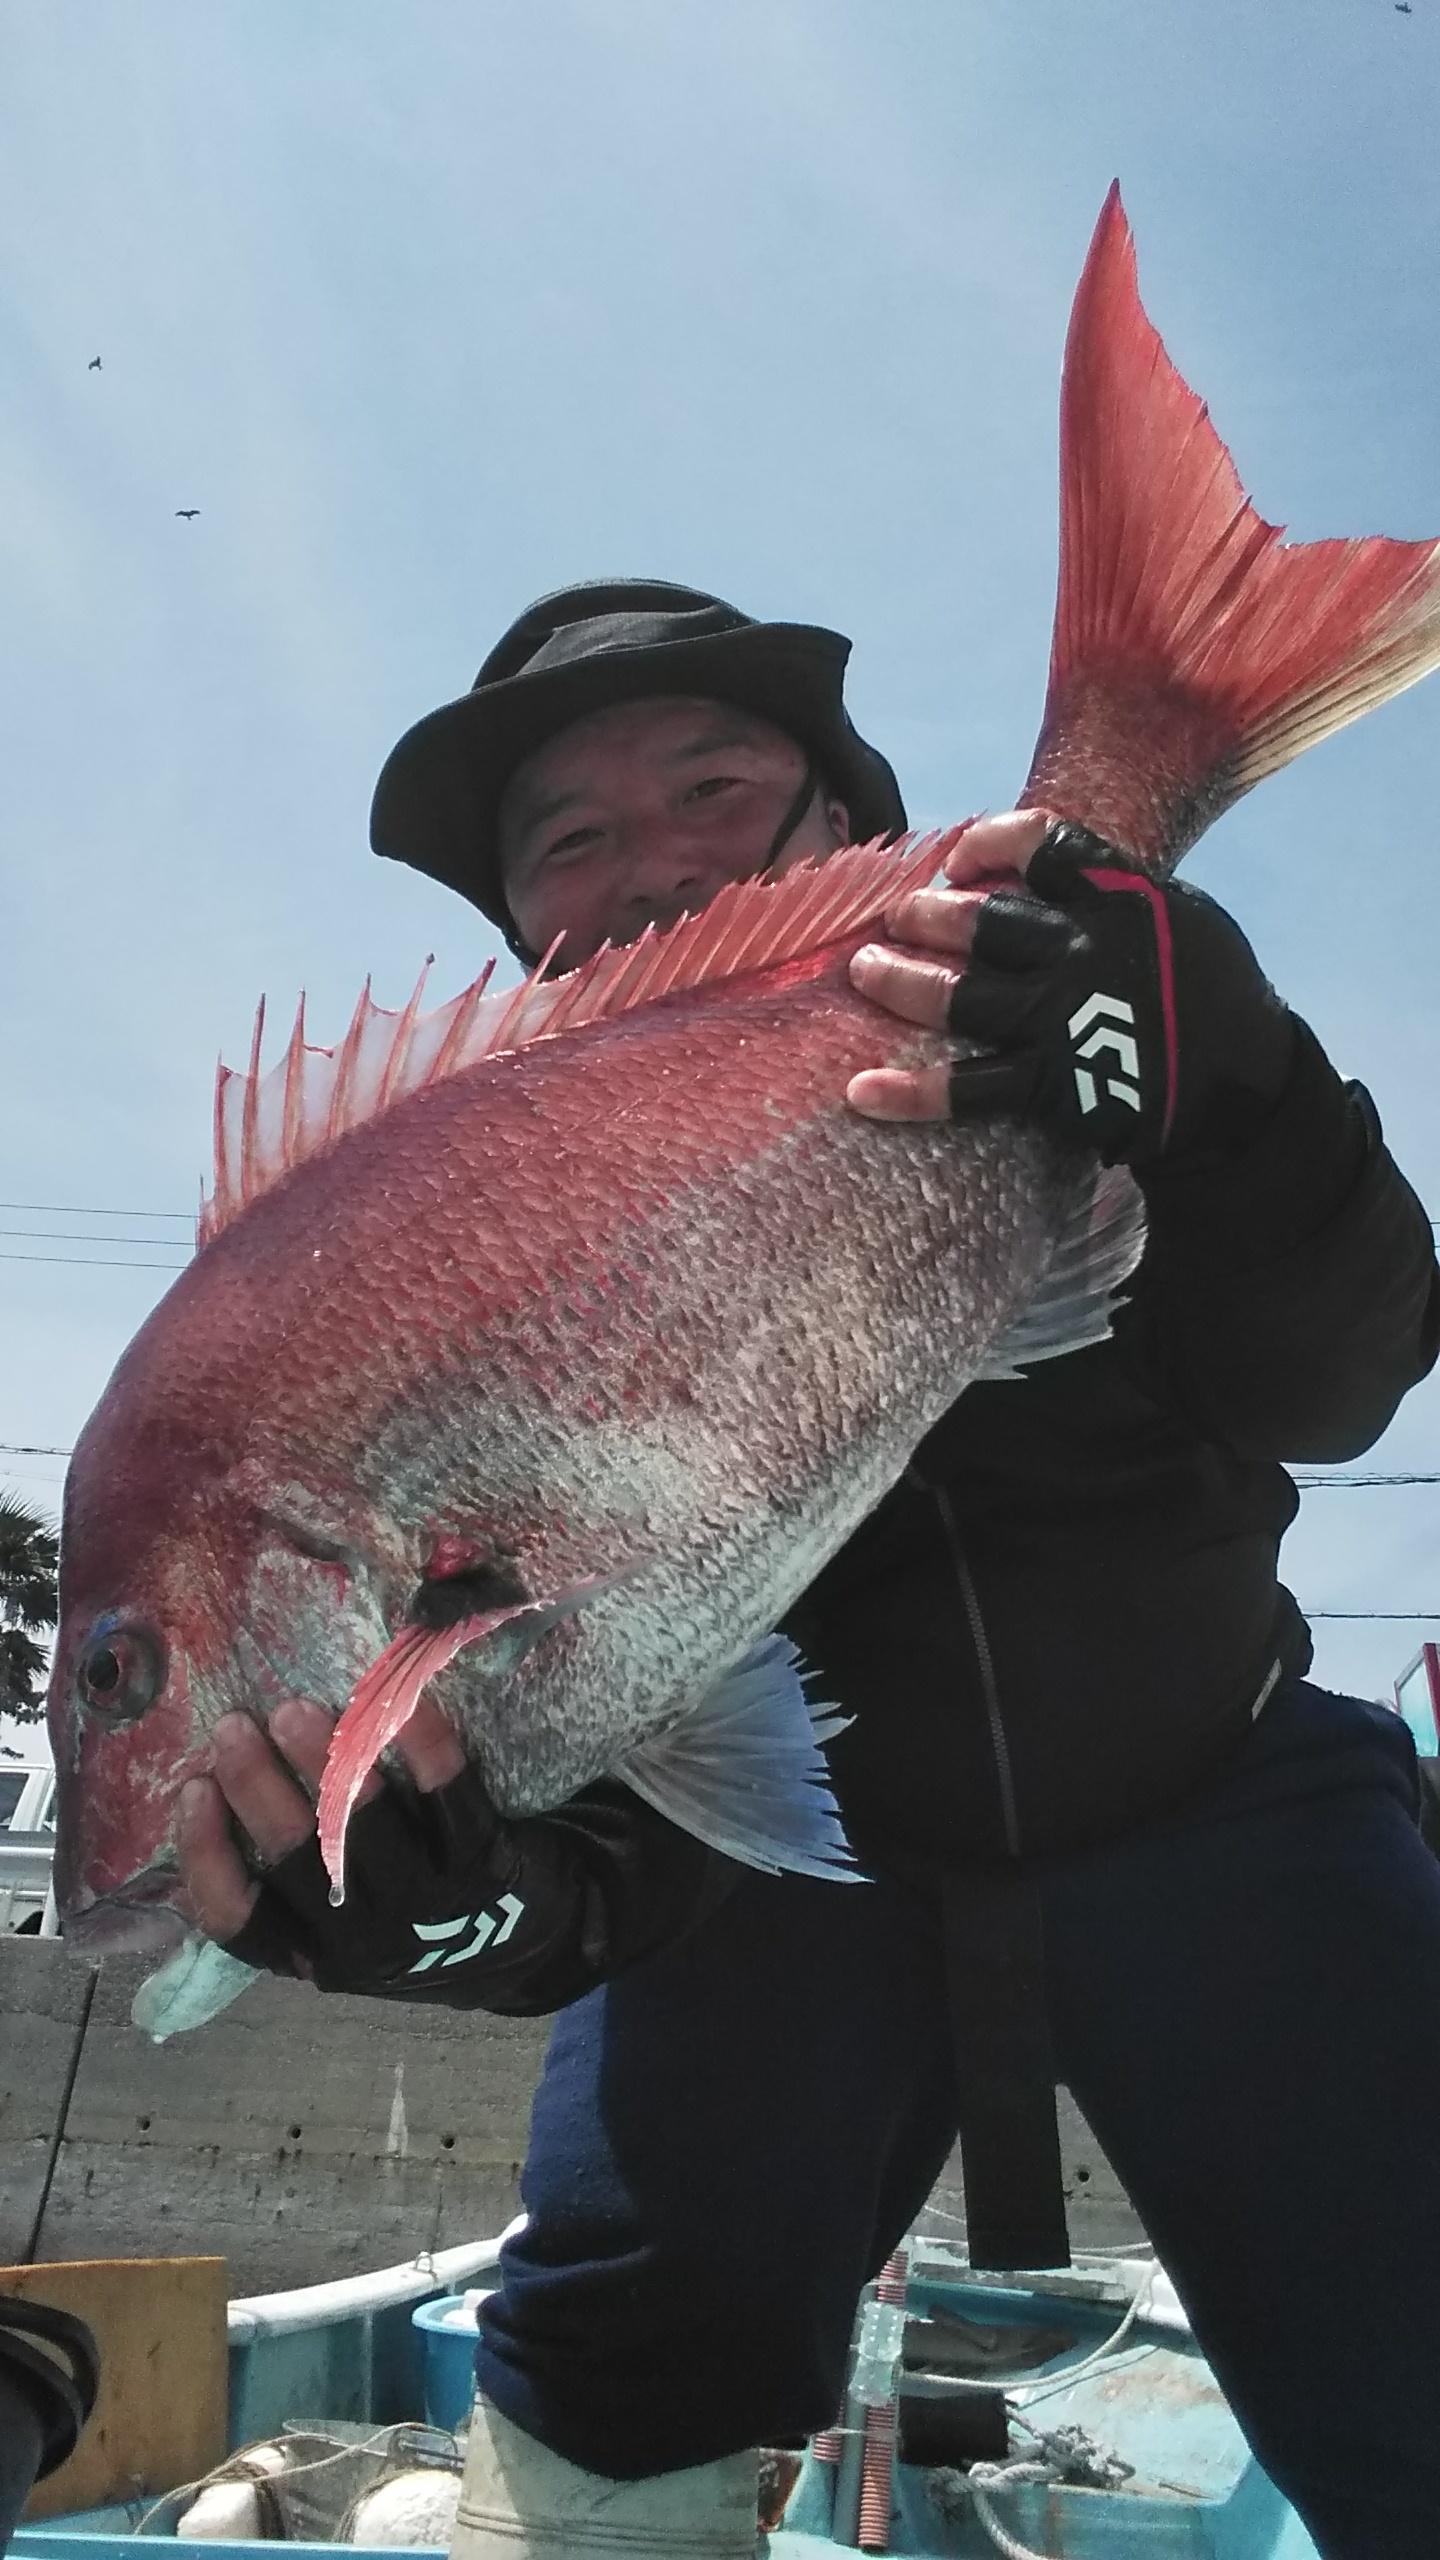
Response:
[498,695,851,968]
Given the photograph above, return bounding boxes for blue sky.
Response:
[3,0,1438,1750]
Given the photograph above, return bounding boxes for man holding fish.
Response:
[52,198,1440,2556]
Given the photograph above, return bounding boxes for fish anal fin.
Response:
[617,1633,864,1884]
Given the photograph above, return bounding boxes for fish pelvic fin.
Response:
[1023,181,1440,869]
[316,1575,620,1900]
[201,829,966,1242]
[616,1634,865,1884]
[975,1161,1147,1381]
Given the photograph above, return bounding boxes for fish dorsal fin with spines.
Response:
[204,192,1440,1244]
[201,827,963,1244]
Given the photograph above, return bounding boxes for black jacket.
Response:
[786,1019,1440,1868]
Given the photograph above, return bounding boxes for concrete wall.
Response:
[0,1937,1142,2292]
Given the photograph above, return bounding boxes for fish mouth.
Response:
[62,1867,189,1958]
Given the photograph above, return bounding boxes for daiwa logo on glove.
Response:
[1067,991,1141,1116]
[407,1893,525,1971]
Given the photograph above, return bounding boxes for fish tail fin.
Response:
[1024,182,1440,868]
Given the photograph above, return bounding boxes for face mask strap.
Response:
[762,758,821,871]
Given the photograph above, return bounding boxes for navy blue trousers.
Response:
[475,1681,1440,2558]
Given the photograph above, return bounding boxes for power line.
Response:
[0,1228,195,1248]
[0,1200,192,1221]
[1308,1611,1437,1621]
[1294,1471,1440,1487]
[0,1253,189,1271]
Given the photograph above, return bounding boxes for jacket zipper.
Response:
[909,1465,1022,1857]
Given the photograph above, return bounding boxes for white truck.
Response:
[0,1760,57,1932]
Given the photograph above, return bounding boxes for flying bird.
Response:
[175,509,201,520]
[1396,5,1412,15]
[88,356,101,370]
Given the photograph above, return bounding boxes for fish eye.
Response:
[77,1623,167,1723]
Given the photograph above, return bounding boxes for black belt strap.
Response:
[941,1868,1071,2271]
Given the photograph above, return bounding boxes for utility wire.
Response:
[0,1253,190,1270]
[0,1200,193,1220]
[1293,1471,1440,1487]
[0,1228,195,1248]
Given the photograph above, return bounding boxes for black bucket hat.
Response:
[369,578,907,936]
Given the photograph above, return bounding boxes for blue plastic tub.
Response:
[410,2290,491,2433]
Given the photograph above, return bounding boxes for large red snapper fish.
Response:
[48,188,1440,2035]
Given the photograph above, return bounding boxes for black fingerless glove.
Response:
[221,1768,742,2015]
[946,821,1297,1167]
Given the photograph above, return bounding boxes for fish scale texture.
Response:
[55,952,1077,1866]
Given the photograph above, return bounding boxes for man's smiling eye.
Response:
[684,774,743,803]
[543,826,603,866]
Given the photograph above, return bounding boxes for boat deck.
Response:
[3,1935,1322,2552]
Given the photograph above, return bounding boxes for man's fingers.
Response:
[264,1697,388,1814]
[847,1063,954,1122]
[940,808,1054,890]
[876,885,988,956]
[179,1694,468,1957]
[207,1693,463,1858]
[389,1695,468,1794]
[211,1712,328,1863]
[177,1774,261,1944]
[268,1699,342,1793]
[849,942,961,1031]
[267,1695,462,1800]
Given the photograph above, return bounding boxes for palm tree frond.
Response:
[0,1491,60,1653]
[0,1625,50,1721]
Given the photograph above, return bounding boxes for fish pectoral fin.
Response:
[131,1935,261,2041]
[615,1633,865,1884]
[975,1162,1146,1379]
[316,1572,622,1903]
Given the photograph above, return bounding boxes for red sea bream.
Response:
[47,189,1440,2033]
